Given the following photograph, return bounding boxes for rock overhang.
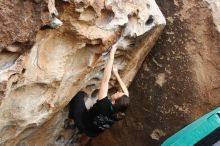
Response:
[0,0,165,145]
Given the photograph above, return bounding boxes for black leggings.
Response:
[69,91,99,137]
[69,91,88,134]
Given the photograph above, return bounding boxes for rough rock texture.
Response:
[89,0,220,146]
[0,0,165,145]
[0,0,46,50]
[206,0,220,33]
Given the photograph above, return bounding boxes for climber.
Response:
[67,45,130,138]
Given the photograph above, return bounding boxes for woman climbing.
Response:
[67,44,130,143]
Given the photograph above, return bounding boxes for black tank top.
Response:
[83,97,115,137]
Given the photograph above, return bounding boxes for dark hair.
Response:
[112,95,130,113]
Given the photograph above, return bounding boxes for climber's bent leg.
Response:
[68,91,87,133]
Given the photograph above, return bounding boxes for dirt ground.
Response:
[89,0,220,145]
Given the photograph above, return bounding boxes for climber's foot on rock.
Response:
[64,118,76,129]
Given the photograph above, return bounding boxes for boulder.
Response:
[0,0,165,145]
[90,0,220,146]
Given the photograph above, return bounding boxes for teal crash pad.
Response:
[161,107,220,146]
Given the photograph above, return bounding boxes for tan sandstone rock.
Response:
[0,0,165,145]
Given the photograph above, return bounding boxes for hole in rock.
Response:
[145,15,154,25]
[0,53,20,71]
[79,6,97,22]
[40,25,53,30]
[85,84,96,90]
[128,10,138,18]
[12,81,18,87]
[91,89,99,98]
[87,39,102,45]
[10,41,33,52]
[22,68,26,74]
[96,9,115,27]
[0,91,4,96]
[0,91,4,105]
[91,77,101,81]
[86,84,96,88]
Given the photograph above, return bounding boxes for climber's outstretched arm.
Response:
[113,66,129,96]
[98,46,117,100]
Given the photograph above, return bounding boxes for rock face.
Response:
[0,0,44,50]
[89,0,220,146]
[0,0,165,145]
